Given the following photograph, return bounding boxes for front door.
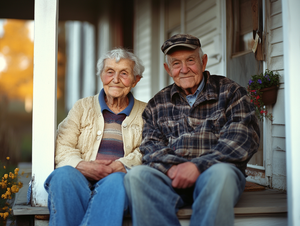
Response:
[226,0,264,168]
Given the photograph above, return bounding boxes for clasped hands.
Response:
[167,162,200,189]
[76,160,126,181]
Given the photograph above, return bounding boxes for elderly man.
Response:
[124,34,260,226]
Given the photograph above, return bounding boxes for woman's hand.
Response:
[76,160,113,181]
[109,161,127,173]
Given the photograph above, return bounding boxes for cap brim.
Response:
[164,43,198,54]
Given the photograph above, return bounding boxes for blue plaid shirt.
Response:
[140,71,260,175]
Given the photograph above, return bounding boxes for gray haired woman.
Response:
[44,48,146,226]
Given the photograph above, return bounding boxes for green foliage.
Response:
[247,69,280,121]
[248,69,280,91]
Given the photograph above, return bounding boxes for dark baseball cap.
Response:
[161,34,201,54]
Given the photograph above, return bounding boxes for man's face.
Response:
[164,47,207,96]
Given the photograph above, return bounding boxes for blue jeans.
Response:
[44,166,128,226]
[124,163,245,226]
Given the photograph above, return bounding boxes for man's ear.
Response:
[164,63,172,77]
[202,54,208,72]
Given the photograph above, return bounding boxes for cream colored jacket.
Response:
[55,94,147,169]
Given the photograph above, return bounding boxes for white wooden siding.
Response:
[266,0,286,190]
[185,0,224,75]
[133,0,152,102]
[134,0,225,101]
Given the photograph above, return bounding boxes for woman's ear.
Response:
[132,75,142,88]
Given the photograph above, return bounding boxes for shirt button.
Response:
[126,145,131,149]
[123,123,127,128]
[97,130,102,135]
[96,137,100,141]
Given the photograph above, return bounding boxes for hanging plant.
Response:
[247,69,280,121]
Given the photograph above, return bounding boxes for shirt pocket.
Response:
[196,109,226,148]
[161,116,190,145]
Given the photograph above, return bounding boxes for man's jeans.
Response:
[44,166,128,226]
[124,163,245,226]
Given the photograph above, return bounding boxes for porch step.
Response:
[13,163,287,226]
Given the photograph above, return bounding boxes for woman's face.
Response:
[101,58,141,100]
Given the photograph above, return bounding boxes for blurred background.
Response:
[0,0,138,167]
[0,19,67,166]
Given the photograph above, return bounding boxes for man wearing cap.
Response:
[124,34,260,226]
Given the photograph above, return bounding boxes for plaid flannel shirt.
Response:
[140,71,260,176]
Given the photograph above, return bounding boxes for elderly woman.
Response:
[44,48,146,226]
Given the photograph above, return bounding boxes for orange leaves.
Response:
[0,20,34,101]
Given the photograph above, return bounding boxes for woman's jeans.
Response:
[44,166,128,226]
[124,163,245,226]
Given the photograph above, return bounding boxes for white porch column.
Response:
[32,0,58,206]
[282,0,300,225]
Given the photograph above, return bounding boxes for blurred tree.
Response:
[0,19,66,163]
[0,20,34,101]
[0,19,65,103]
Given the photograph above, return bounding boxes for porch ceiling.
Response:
[0,0,103,23]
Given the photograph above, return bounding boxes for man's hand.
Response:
[109,161,127,173]
[76,160,113,181]
[167,162,200,189]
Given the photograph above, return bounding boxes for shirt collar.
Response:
[170,72,207,99]
[98,89,134,116]
[186,77,205,98]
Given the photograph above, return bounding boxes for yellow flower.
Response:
[6,157,10,160]
[3,212,9,220]
[3,166,6,169]
[14,168,19,175]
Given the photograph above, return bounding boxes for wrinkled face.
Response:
[101,58,141,99]
[164,47,207,95]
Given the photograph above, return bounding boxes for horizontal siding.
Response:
[270,55,284,71]
[186,5,217,32]
[185,0,222,76]
[270,13,282,29]
[270,0,282,16]
[270,27,283,44]
[186,0,206,11]
[206,64,223,75]
[270,42,283,57]
[189,19,217,40]
[133,0,152,103]
[272,88,285,124]
[186,0,216,22]
[137,15,151,31]
[272,124,286,138]
[272,137,286,152]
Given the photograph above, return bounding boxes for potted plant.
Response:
[247,69,280,121]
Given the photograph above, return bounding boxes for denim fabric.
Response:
[44,166,128,226]
[124,163,245,226]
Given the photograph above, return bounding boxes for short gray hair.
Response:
[97,48,145,78]
[165,47,204,67]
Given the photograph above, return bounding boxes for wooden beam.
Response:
[31,0,58,207]
[282,1,300,226]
